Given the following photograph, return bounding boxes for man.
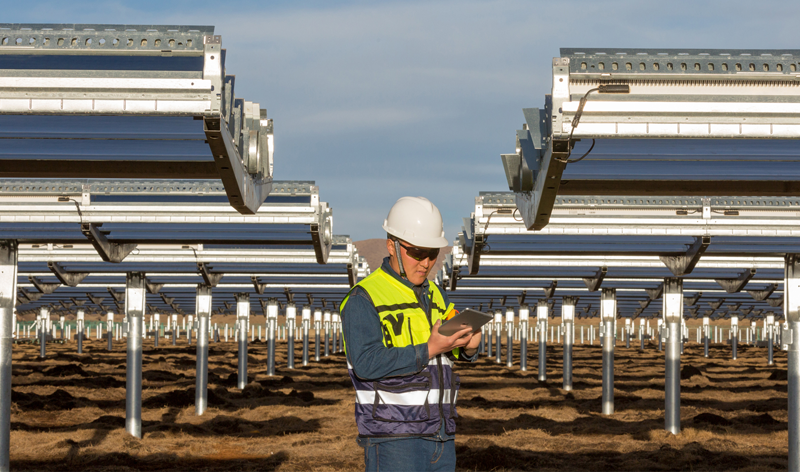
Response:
[341,196,481,472]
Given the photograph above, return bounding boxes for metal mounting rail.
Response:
[0,192,333,263]
[0,24,274,215]
[503,48,800,230]
[458,192,800,276]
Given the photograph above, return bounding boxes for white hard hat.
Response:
[382,196,448,248]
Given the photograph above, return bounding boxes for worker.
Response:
[341,196,481,472]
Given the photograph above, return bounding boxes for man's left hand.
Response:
[462,331,481,356]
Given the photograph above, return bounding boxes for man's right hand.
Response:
[427,320,475,357]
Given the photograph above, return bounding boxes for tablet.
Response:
[438,309,493,336]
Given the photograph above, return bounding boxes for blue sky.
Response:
[7,0,800,240]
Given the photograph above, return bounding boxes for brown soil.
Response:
[9,338,787,471]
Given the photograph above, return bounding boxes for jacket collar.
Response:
[381,256,429,292]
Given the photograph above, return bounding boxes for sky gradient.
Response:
[6,0,800,240]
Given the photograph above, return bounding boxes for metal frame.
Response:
[0,179,333,263]
[0,24,274,214]
[503,49,800,230]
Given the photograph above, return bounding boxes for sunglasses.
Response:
[397,241,440,261]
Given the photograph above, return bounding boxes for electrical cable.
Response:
[557,84,630,164]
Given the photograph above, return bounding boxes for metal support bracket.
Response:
[107,288,125,303]
[310,203,333,264]
[660,236,710,276]
[544,281,557,299]
[748,283,778,301]
[583,267,607,292]
[203,116,272,215]
[708,299,725,311]
[716,268,756,293]
[251,276,266,294]
[767,298,784,308]
[646,283,664,301]
[18,288,43,302]
[145,280,164,294]
[47,262,88,287]
[197,262,223,287]
[28,276,59,294]
[684,293,702,306]
[81,223,137,263]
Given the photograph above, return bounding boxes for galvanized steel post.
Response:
[314,309,322,361]
[153,313,159,348]
[195,284,212,415]
[766,312,775,366]
[625,318,631,348]
[505,307,514,367]
[171,314,178,346]
[0,241,18,472]
[731,316,739,360]
[107,311,114,351]
[494,310,503,364]
[601,288,616,415]
[323,309,331,357]
[286,303,296,369]
[703,316,710,358]
[664,278,683,435]
[302,305,311,366]
[39,306,49,358]
[235,293,249,389]
[77,309,84,354]
[267,299,278,376]
[125,272,146,439]
[562,296,577,391]
[785,255,800,472]
[519,304,529,371]
[537,300,548,381]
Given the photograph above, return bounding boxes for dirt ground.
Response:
[8,334,788,471]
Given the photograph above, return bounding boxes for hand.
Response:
[462,330,481,356]
[427,320,474,357]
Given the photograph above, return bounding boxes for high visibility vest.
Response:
[341,267,460,438]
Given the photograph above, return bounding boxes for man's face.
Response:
[386,239,439,286]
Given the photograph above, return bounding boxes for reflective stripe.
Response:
[355,388,452,406]
[438,355,454,367]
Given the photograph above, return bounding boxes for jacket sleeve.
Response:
[342,287,429,380]
[437,284,479,362]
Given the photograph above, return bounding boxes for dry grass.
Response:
[8,336,788,471]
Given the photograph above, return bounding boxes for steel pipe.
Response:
[506,308,514,368]
[663,278,683,435]
[39,307,49,358]
[519,305,529,371]
[125,272,145,439]
[287,304,296,369]
[601,288,616,415]
[537,300,548,381]
[195,285,211,415]
[267,299,278,376]
[0,241,18,472]
[302,305,311,366]
[562,297,577,391]
[494,311,503,364]
[235,293,249,389]
[314,309,322,361]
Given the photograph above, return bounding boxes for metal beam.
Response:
[81,223,137,263]
[659,236,710,276]
[28,276,59,294]
[0,161,218,179]
[583,267,607,292]
[716,268,757,293]
[0,241,18,472]
[197,262,223,287]
[747,283,778,301]
[47,262,88,287]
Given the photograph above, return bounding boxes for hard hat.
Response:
[382,196,448,248]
